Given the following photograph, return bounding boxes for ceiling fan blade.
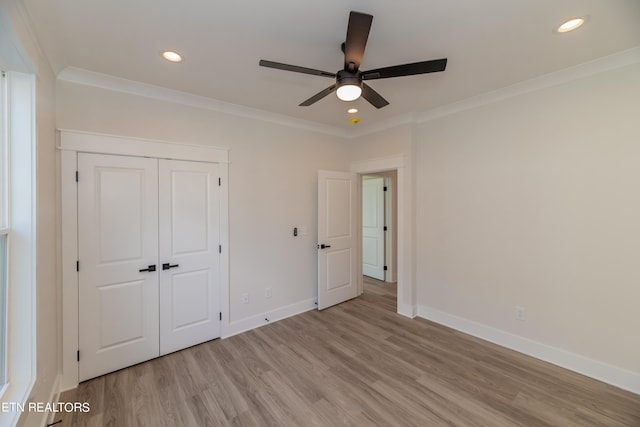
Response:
[299,84,338,106]
[344,11,373,71]
[362,58,447,80]
[259,60,336,78]
[362,83,389,109]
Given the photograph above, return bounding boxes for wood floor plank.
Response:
[187,387,231,427]
[55,279,640,426]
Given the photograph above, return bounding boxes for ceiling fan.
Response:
[259,11,447,109]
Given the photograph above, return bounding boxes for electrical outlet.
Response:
[242,293,249,304]
[515,306,525,321]
[265,287,272,299]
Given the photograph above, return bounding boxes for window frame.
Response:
[0,69,8,387]
[0,70,37,427]
[1,70,7,228]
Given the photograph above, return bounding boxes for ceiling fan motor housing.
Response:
[336,70,362,88]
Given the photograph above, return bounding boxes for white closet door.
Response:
[159,160,221,355]
[78,153,159,381]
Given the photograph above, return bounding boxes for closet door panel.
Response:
[159,160,221,355]
[78,153,160,381]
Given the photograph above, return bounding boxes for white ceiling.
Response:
[21,0,640,131]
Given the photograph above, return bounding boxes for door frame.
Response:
[59,129,230,391]
[350,155,414,317]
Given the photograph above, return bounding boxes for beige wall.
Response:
[56,81,349,323]
[348,124,413,162]
[415,62,640,376]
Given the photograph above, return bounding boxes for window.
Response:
[0,69,36,427]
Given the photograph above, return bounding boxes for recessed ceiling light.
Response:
[162,51,182,62]
[557,17,585,33]
[347,108,358,114]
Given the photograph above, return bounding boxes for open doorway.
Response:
[361,171,397,310]
[349,154,413,317]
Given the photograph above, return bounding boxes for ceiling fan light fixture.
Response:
[337,84,362,102]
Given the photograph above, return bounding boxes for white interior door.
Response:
[362,176,385,280]
[317,170,358,310]
[78,153,159,381]
[159,160,221,355]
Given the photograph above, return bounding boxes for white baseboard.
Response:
[222,298,317,338]
[42,374,62,426]
[417,305,640,395]
[397,303,417,319]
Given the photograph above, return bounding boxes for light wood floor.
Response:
[55,279,640,426]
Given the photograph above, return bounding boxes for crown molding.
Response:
[57,46,640,140]
[416,46,640,124]
[57,66,350,138]
[0,2,35,73]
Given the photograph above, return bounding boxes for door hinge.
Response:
[384,226,388,231]
[219,312,222,321]
[77,350,80,362]
[76,261,79,272]
[75,171,79,182]
[384,266,388,271]
[383,186,387,191]
[218,177,221,186]
[218,245,222,254]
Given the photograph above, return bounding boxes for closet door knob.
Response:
[139,265,156,272]
[162,263,180,270]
